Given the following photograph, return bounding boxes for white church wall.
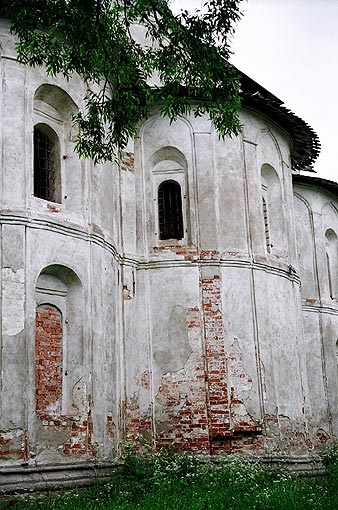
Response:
[293,182,338,447]
[0,15,337,487]
[0,19,122,464]
[213,133,248,253]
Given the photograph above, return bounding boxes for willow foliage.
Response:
[2,0,243,162]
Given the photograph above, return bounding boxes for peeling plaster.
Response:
[228,338,261,430]
[2,268,24,336]
[154,305,192,373]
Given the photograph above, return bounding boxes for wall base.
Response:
[0,454,325,494]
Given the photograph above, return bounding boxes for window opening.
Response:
[34,126,57,202]
[158,180,184,240]
[327,253,334,299]
[262,196,271,252]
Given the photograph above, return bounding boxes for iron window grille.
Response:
[158,180,184,240]
[34,127,57,202]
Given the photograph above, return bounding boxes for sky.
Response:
[170,0,338,181]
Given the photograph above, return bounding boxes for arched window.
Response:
[262,196,271,253]
[158,180,184,240]
[34,123,60,202]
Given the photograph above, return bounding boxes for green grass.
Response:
[5,448,338,510]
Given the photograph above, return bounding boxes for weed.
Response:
[5,448,338,510]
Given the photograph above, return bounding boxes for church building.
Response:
[0,17,337,490]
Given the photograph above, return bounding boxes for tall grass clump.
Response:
[6,445,338,510]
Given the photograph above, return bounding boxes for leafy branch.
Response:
[2,0,243,162]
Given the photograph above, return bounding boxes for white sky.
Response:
[171,0,338,181]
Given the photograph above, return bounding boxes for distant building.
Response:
[0,17,336,490]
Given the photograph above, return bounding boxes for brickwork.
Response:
[228,339,262,434]
[35,305,93,457]
[150,246,221,262]
[201,276,231,453]
[201,276,263,454]
[63,414,94,455]
[0,430,26,459]
[155,307,210,452]
[124,401,152,449]
[35,304,62,416]
[151,245,198,261]
[106,415,116,442]
[123,275,264,455]
[120,151,134,172]
[124,374,153,449]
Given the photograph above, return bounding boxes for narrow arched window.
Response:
[327,253,334,299]
[262,196,271,253]
[158,180,184,240]
[34,124,60,202]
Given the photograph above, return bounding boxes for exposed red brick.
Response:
[36,305,94,457]
[47,204,60,213]
[201,277,230,451]
[120,151,134,172]
[141,371,151,390]
[0,430,26,460]
[155,307,210,452]
[106,415,116,443]
[122,279,265,455]
[151,245,198,261]
[63,412,94,456]
[35,305,62,417]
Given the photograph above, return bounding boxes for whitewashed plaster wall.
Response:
[125,108,314,453]
[0,15,337,487]
[0,18,123,463]
[293,183,338,440]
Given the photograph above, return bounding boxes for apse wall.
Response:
[123,107,314,455]
[0,15,335,491]
[0,18,122,466]
[293,180,338,444]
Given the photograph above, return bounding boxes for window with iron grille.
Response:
[158,180,184,240]
[34,125,58,202]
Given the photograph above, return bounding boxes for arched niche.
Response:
[35,264,84,417]
[322,202,338,231]
[256,128,284,172]
[261,164,285,255]
[33,84,79,205]
[325,228,338,300]
[34,84,78,120]
[33,84,78,145]
[152,146,187,172]
[293,193,317,299]
[140,115,193,157]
